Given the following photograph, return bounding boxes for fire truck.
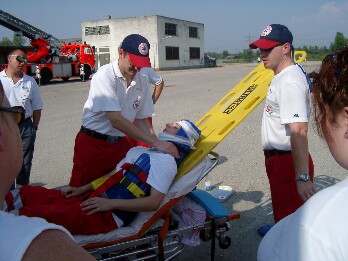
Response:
[0,9,95,84]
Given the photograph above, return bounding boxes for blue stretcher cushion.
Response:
[188,189,228,218]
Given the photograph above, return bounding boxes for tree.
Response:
[13,35,26,46]
[0,37,13,46]
[331,32,348,51]
[238,49,257,62]
[222,50,229,59]
[0,35,26,46]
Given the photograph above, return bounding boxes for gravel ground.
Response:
[30,61,347,261]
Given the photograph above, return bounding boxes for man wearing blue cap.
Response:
[70,34,179,187]
[249,24,316,234]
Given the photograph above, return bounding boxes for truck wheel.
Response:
[40,68,52,85]
[80,65,91,81]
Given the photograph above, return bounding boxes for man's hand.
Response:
[61,185,89,198]
[152,139,179,158]
[80,197,114,215]
[296,181,316,202]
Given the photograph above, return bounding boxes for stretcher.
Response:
[75,51,307,260]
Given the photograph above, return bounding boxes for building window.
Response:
[85,25,110,36]
[166,46,179,60]
[190,47,200,59]
[189,27,198,38]
[165,23,177,36]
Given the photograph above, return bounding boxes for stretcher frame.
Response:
[81,152,240,261]
[78,51,307,260]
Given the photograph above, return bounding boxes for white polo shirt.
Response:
[82,61,154,136]
[0,70,43,118]
[261,65,310,150]
[0,211,72,261]
[140,67,163,89]
[258,177,348,261]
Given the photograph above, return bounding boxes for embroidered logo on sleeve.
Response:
[133,100,140,110]
[265,104,273,114]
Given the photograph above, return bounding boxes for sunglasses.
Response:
[260,43,285,53]
[11,54,28,64]
[0,106,25,125]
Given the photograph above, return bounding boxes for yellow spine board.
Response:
[175,51,307,180]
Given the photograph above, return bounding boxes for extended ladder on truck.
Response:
[0,9,95,84]
[176,51,307,180]
[0,9,61,49]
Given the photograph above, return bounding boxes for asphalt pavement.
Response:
[30,62,347,261]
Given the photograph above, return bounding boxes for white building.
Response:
[81,15,204,70]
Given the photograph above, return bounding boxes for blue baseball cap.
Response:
[120,34,151,68]
[249,24,293,49]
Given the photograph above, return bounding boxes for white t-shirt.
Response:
[261,64,310,150]
[82,61,154,136]
[0,70,43,118]
[116,146,177,194]
[140,67,163,89]
[0,211,72,261]
[258,177,348,261]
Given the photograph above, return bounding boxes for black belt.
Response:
[264,149,291,158]
[19,117,32,126]
[80,126,122,143]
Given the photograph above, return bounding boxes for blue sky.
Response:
[1,0,347,53]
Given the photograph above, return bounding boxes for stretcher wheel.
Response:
[218,236,231,249]
[199,229,212,242]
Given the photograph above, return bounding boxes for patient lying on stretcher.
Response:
[4,120,201,235]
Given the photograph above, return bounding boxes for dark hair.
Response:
[310,46,348,138]
[9,48,26,56]
[0,82,6,122]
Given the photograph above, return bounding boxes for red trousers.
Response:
[6,186,117,235]
[124,118,152,149]
[265,153,314,223]
[70,131,133,187]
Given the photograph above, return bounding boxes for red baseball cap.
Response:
[249,24,293,49]
[120,34,151,68]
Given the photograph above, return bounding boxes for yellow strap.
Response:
[175,51,307,180]
[91,177,109,190]
[127,183,147,198]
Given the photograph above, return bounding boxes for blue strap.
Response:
[295,62,313,92]
[188,189,228,218]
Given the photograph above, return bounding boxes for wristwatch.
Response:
[296,173,310,182]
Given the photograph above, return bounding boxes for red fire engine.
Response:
[0,9,95,84]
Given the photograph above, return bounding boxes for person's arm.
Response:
[23,230,96,261]
[80,187,165,215]
[134,117,156,137]
[62,168,117,198]
[32,110,41,129]
[107,111,179,158]
[289,122,316,201]
[152,80,164,104]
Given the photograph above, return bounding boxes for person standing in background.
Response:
[249,24,316,235]
[140,67,164,105]
[0,49,43,187]
[258,45,348,261]
[127,67,165,147]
